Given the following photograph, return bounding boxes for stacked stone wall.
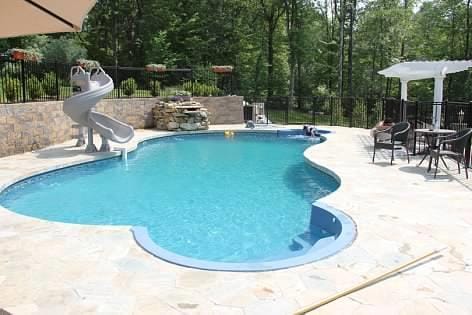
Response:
[0,96,243,157]
[153,100,210,131]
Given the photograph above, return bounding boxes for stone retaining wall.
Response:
[0,96,243,157]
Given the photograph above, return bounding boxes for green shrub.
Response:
[150,80,161,97]
[120,78,137,97]
[42,72,64,96]
[3,77,21,102]
[27,75,43,100]
[0,64,21,79]
[183,81,221,96]
[176,90,191,96]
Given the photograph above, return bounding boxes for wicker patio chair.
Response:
[372,122,411,165]
[428,128,472,179]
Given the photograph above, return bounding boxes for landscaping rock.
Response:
[152,100,210,131]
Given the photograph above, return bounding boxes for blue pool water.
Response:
[0,132,342,265]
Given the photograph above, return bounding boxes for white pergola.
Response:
[379,60,472,129]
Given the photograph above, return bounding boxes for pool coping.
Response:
[0,127,357,272]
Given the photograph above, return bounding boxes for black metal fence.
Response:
[0,60,234,103]
[244,96,384,129]
[383,98,472,131]
[244,96,472,131]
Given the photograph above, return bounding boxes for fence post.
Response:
[190,68,194,96]
[285,96,289,125]
[365,98,369,129]
[55,61,60,101]
[443,100,448,129]
[466,101,472,168]
[312,97,317,125]
[381,98,385,120]
[20,60,26,103]
[268,97,269,125]
[230,72,234,95]
[330,97,334,126]
[349,97,354,128]
[413,101,419,155]
[115,65,120,98]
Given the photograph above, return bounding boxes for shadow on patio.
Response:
[356,134,472,191]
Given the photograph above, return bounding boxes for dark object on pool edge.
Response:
[246,120,255,129]
[303,125,320,137]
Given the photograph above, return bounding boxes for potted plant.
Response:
[9,48,41,61]
[211,65,233,74]
[145,63,166,72]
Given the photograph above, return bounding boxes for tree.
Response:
[256,0,286,97]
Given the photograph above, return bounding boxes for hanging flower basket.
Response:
[76,59,100,69]
[211,65,233,73]
[9,48,41,62]
[145,64,166,72]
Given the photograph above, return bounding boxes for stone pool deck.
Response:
[0,125,471,315]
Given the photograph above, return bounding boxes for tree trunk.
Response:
[268,22,275,97]
[338,0,345,97]
[466,0,471,59]
[347,0,356,97]
[285,0,297,107]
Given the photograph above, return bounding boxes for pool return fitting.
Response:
[294,247,446,315]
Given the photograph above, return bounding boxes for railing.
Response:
[244,96,472,130]
[0,60,234,103]
[244,96,472,167]
[244,96,384,129]
[382,99,472,131]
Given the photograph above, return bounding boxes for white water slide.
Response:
[64,66,134,151]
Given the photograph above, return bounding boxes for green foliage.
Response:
[150,80,161,97]
[4,77,21,102]
[27,75,43,100]
[175,90,191,96]
[145,32,176,66]
[40,37,87,63]
[41,72,64,96]
[183,81,221,96]
[0,64,21,79]
[120,78,137,97]
[352,101,366,127]
[4,0,472,101]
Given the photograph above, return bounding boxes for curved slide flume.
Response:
[63,66,134,147]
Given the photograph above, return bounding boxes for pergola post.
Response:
[400,79,409,101]
[433,76,445,129]
[400,79,409,121]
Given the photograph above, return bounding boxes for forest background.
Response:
[1,0,471,101]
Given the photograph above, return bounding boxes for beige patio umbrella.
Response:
[0,0,96,38]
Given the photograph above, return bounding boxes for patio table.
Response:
[414,128,456,167]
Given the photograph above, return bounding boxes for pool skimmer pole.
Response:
[294,247,446,315]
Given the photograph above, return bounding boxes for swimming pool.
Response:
[0,131,356,271]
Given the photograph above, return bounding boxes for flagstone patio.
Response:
[0,125,471,315]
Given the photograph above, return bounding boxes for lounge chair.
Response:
[372,122,411,165]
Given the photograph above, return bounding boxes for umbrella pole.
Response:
[294,248,445,315]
